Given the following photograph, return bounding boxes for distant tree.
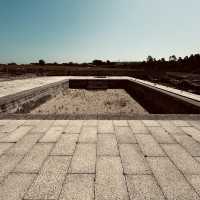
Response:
[106,60,111,64]
[39,59,45,65]
[195,54,200,59]
[178,57,182,60]
[146,56,154,63]
[160,58,166,62]
[194,54,200,62]
[178,57,182,62]
[92,60,104,65]
[189,54,194,58]
[188,54,200,66]
[169,55,177,62]
[8,62,17,65]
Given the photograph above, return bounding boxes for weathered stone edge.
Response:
[0,114,199,120]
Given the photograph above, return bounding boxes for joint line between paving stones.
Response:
[0,125,43,159]
[10,171,39,175]
[0,124,34,143]
[0,125,43,184]
[21,135,61,200]
[149,120,200,198]
[188,121,200,131]
[162,122,200,162]
[0,150,26,184]
[57,121,84,200]
[133,120,168,200]
[94,124,97,200]
[114,122,131,200]
[0,143,15,156]
[145,121,198,196]
[155,135,200,199]
[171,120,192,128]
[180,126,200,145]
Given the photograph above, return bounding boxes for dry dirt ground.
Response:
[31,89,148,115]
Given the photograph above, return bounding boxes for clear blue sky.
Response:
[0,0,200,64]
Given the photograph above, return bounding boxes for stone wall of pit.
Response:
[69,79,200,114]
[125,80,200,114]
[0,80,69,114]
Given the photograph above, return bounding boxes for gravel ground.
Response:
[31,89,148,115]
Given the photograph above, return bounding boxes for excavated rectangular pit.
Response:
[1,77,200,117]
[30,89,149,115]
[68,78,200,114]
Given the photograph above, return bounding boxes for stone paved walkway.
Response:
[0,77,67,98]
[0,119,200,200]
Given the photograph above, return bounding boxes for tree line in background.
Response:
[143,54,200,73]
[3,53,200,65]
[146,53,200,65]
[1,53,200,74]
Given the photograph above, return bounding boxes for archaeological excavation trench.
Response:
[0,77,200,118]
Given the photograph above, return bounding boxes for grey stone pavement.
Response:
[0,119,200,199]
[0,77,67,98]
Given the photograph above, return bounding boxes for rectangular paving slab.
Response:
[128,120,149,134]
[0,154,23,183]
[24,156,71,200]
[6,133,42,156]
[143,120,160,127]
[0,120,25,133]
[98,120,114,133]
[97,134,119,156]
[23,120,41,126]
[172,134,200,157]
[162,144,200,174]
[186,175,200,197]
[30,120,54,133]
[0,126,33,143]
[0,143,13,156]
[83,120,98,126]
[0,173,36,200]
[147,157,200,200]
[189,120,200,130]
[95,156,129,200]
[51,134,79,156]
[14,143,53,173]
[79,126,97,143]
[172,120,191,127]
[39,126,64,142]
[69,143,96,173]
[126,175,165,200]
[65,121,83,134]
[115,126,137,144]
[113,120,128,126]
[119,144,151,174]
[148,126,175,144]
[59,174,94,200]
[53,120,69,127]
[159,120,183,134]
[136,134,165,156]
[181,126,200,143]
